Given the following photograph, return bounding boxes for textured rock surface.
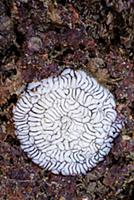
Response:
[0,0,133,199]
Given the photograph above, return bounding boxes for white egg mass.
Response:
[13,68,123,175]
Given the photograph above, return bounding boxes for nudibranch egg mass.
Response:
[13,68,123,175]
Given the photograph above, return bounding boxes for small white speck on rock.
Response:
[13,68,123,175]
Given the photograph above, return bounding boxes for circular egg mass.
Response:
[13,68,123,175]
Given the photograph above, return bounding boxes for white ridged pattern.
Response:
[13,68,123,175]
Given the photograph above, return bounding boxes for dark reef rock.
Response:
[0,0,133,199]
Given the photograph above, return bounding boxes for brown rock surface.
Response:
[0,0,133,199]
